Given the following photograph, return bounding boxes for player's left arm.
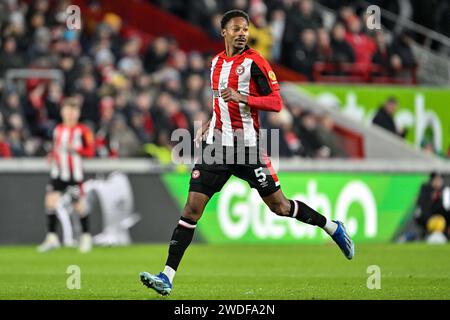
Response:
[76,126,96,158]
[220,57,282,112]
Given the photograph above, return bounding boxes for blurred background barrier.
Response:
[0,159,180,244]
[1,158,450,244]
[164,171,428,244]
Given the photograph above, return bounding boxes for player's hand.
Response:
[194,119,211,148]
[220,87,241,103]
[46,152,54,164]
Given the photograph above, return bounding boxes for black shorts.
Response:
[46,178,84,197]
[189,142,280,198]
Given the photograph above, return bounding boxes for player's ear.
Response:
[221,29,226,38]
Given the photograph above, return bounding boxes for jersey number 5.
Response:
[254,167,267,183]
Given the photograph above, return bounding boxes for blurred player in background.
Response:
[140,10,355,296]
[37,97,95,253]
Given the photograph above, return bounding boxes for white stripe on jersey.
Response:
[238,58,257,147]
[59,127,70,181]
[206,56,219,145]
[218,60,234,146]
[50,127,59,179]
[72,128,83,182]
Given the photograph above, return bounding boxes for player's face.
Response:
[222,17,249,51]
[61,106,80,125]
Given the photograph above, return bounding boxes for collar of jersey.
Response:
[220,45,251,61]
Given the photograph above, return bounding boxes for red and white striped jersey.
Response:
[206,47,280,146]
[50,124,95,182]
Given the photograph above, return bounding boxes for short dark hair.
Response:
[220,10,249,29]
[62,97,81,109]
[430,171,442,181]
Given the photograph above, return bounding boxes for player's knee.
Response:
[45,192,60,210]
[182,202,203,222]
[269,201,290,216]
[73,201,85,216]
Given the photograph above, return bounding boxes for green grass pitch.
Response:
[1,243,450,300]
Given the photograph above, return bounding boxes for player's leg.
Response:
[233,150,354,259]
[73,196,92,253]
[140,193,211,296]
[69,182,92,253]
[262,188,354,259]
[262,189,337,232]
[37,187,62,252]
[163,191,210,280]
[140,164,231,295]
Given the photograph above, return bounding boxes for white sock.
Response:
[163,265,176,284]
[323,219,338,236]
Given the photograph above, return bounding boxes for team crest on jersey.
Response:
[268,70,277,81]
[235,65,245,76]
[192,170,200,179]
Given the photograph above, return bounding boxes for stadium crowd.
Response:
[0,0,447,160]
[152,0,423,81]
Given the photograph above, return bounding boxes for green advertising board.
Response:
[162,172,427,244]
[296,84,450,154]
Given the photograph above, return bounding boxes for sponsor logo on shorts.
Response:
[192,170,200,179]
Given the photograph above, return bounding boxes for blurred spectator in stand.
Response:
[95,96,117,157]
[293,110,329,158]
[435,1,450,55]
[0,128,12,158]
[118,36,143,81]
[7,126,26,157]
[101,12,123,58]
[75,73,100,128]
[171,50,188,81]
[264,108,298,157]
[1,91,26,126]
[221,0,249,13]
[24,82,47,138]
[282,0,322,67]
[151,91,187,148]
[344,15,376,76]
[184,0,219,30]
[131,90,154,144]
[269,8,285,63]
[372,96,405,137]
[413,172,450,240]
[371,30,391,67]
[421,140,435,155]
[44,81,63,125]
[248,2,273,60]
[109,114,141,157]
[114,90,132,121]
[144,37,170,73]
[58,52,79,95]
[2,3,27,50]
[6,100,33,156]
[27,26,51,61]
[389,30,417,74]
[316,28,333,62]
[185,73,205,101]
[290,28,318,80]
[207,12,223,41]
[330,22,355,65]
[0,36,25,78]
[187,51,206,76]
[316,113,348,158]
